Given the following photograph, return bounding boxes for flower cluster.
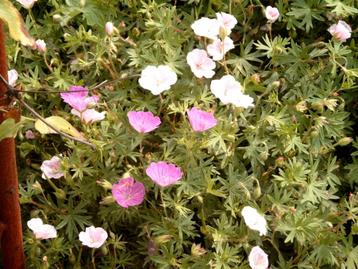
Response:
[60,86,106,124]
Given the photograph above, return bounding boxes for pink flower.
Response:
[127,111,161,133]
[328,20,352,42]
[79,226,108,248]
[40,156,64,179]
[27,218,57,240]
[105,22,114,35]
[112,177,145,208]
[191,17,220,40]
[248,246,269,269]
[25,130,35,139]
[60,86,99,112]
[187,107,217,132]
[16,0,38,9]
[71,108,106,124]
[138,65,177,95]
[207,37,235,61]
[35,39,46,53]
[8,69,18,87]
[265,6,280,23]
[186,49,215,79]
[216,12,237,35]
[146,161,183,187]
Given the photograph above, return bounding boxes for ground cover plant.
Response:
[1,0,357,268]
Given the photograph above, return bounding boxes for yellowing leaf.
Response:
[0,0,34,46]
[35,116,83,139]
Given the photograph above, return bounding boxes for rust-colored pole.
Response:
[0,21,25,269]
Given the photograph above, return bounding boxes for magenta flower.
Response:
[112,177,145,208]
[60,86,99,112]
[127,111,161,133]
[187,107,218,132]
[146,161,183,187]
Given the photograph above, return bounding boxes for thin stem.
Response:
[91,248,96,269]
[43,53,53,72]
[160,189,168,217]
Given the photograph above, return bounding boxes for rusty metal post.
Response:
[0,21,25,269]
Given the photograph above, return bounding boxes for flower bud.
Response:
[100,195,115,205]
[154,235,172,244]
[53,14,62,22]
[35,39,46,53]
[105,22,114,35]
[96,179,113,190]
[191,244,207,257]
[337,137,353,146]
[55,189,66,200]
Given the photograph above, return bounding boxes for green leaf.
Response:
[34,116,83,138]
[0,0,34,46]
[0,118,20,141]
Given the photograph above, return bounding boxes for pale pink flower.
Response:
[186,49,215,78]
[8,69,18,87]
[146,161,183,187]
[35,39,46,53]
[27,218,57,240]
[40,156,64,179]
[60,86,99,112]
[216,12,237,35]
[248,246,269,269]
[112,177,145,208]
[16,0,38,9]
[25,130,35,139]
[187,107,217,132]
[79,226,108,248]
[127,111,161,133]
[105,22,114,35]
[138,65,177,95]
[207,37,235,61]
[71,108,106,124]
[191,17,220,40]
[241,206,267,236]
[265,6,280,23]
[328,20,352,42]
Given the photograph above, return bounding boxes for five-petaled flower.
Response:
[187,107,217,132]
[79,226,108,248]
[35,39,46,53]
[328,20,352,42]
[112,177,146,208]
[191,17,220,40]
[207,37,235,61]
[186,49,216,78]
[138,65,177,95]
[248,246,269,269]
[27,218,57,240]
[241,206,268,236]
[127,111,161,133]
[216,12,237,35]
[265,6,280,23]
[40,156,64,179]
[146,161,183,187]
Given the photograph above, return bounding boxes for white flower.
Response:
[328,20,352,42]
[241,206,267,236]
[16,0,37,9]
[207,37,235,61]
[186,49,215,78]
[248,246,269,269]
[105,22,114,35]
[71,108,106,124]
[35,39,46,53]
[27,218,57,240]
[8,69,18,87]
[210,75,254,108]
[216,12,237,35]
[40,156,64,179]
[138,65,177,95]
[79,226,108,248]
[265,6,280,23]
[191,17,220,40]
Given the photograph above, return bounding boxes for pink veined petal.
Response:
[146,161,183,187]
[187,107,217,132]
[112,177,145,208]
[127,111,161,133]
[60,86,89,112]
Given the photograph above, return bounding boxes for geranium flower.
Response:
[328,20,352,42]
[25,130,35,139]
[265,6,280,23]
[138,65,177,95]
[16,0,38,9]
[79,226,108,248]
[241,206,267,236]
[40,156,64,179]
[186,49,216,78]
[112,177,145,208]
[27,218,57,240]
[8,69,18,87]
[191,17,220,40]
[248,246,269,269]
[187,107,217,132]
[127,111,161,133]
[105,22,114,35]
[71,108,106,124]
[35,39,46,53]
[216,12,237,35]
[146,161,183,187]
[207,37,235,61]
[60,86,99,113]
